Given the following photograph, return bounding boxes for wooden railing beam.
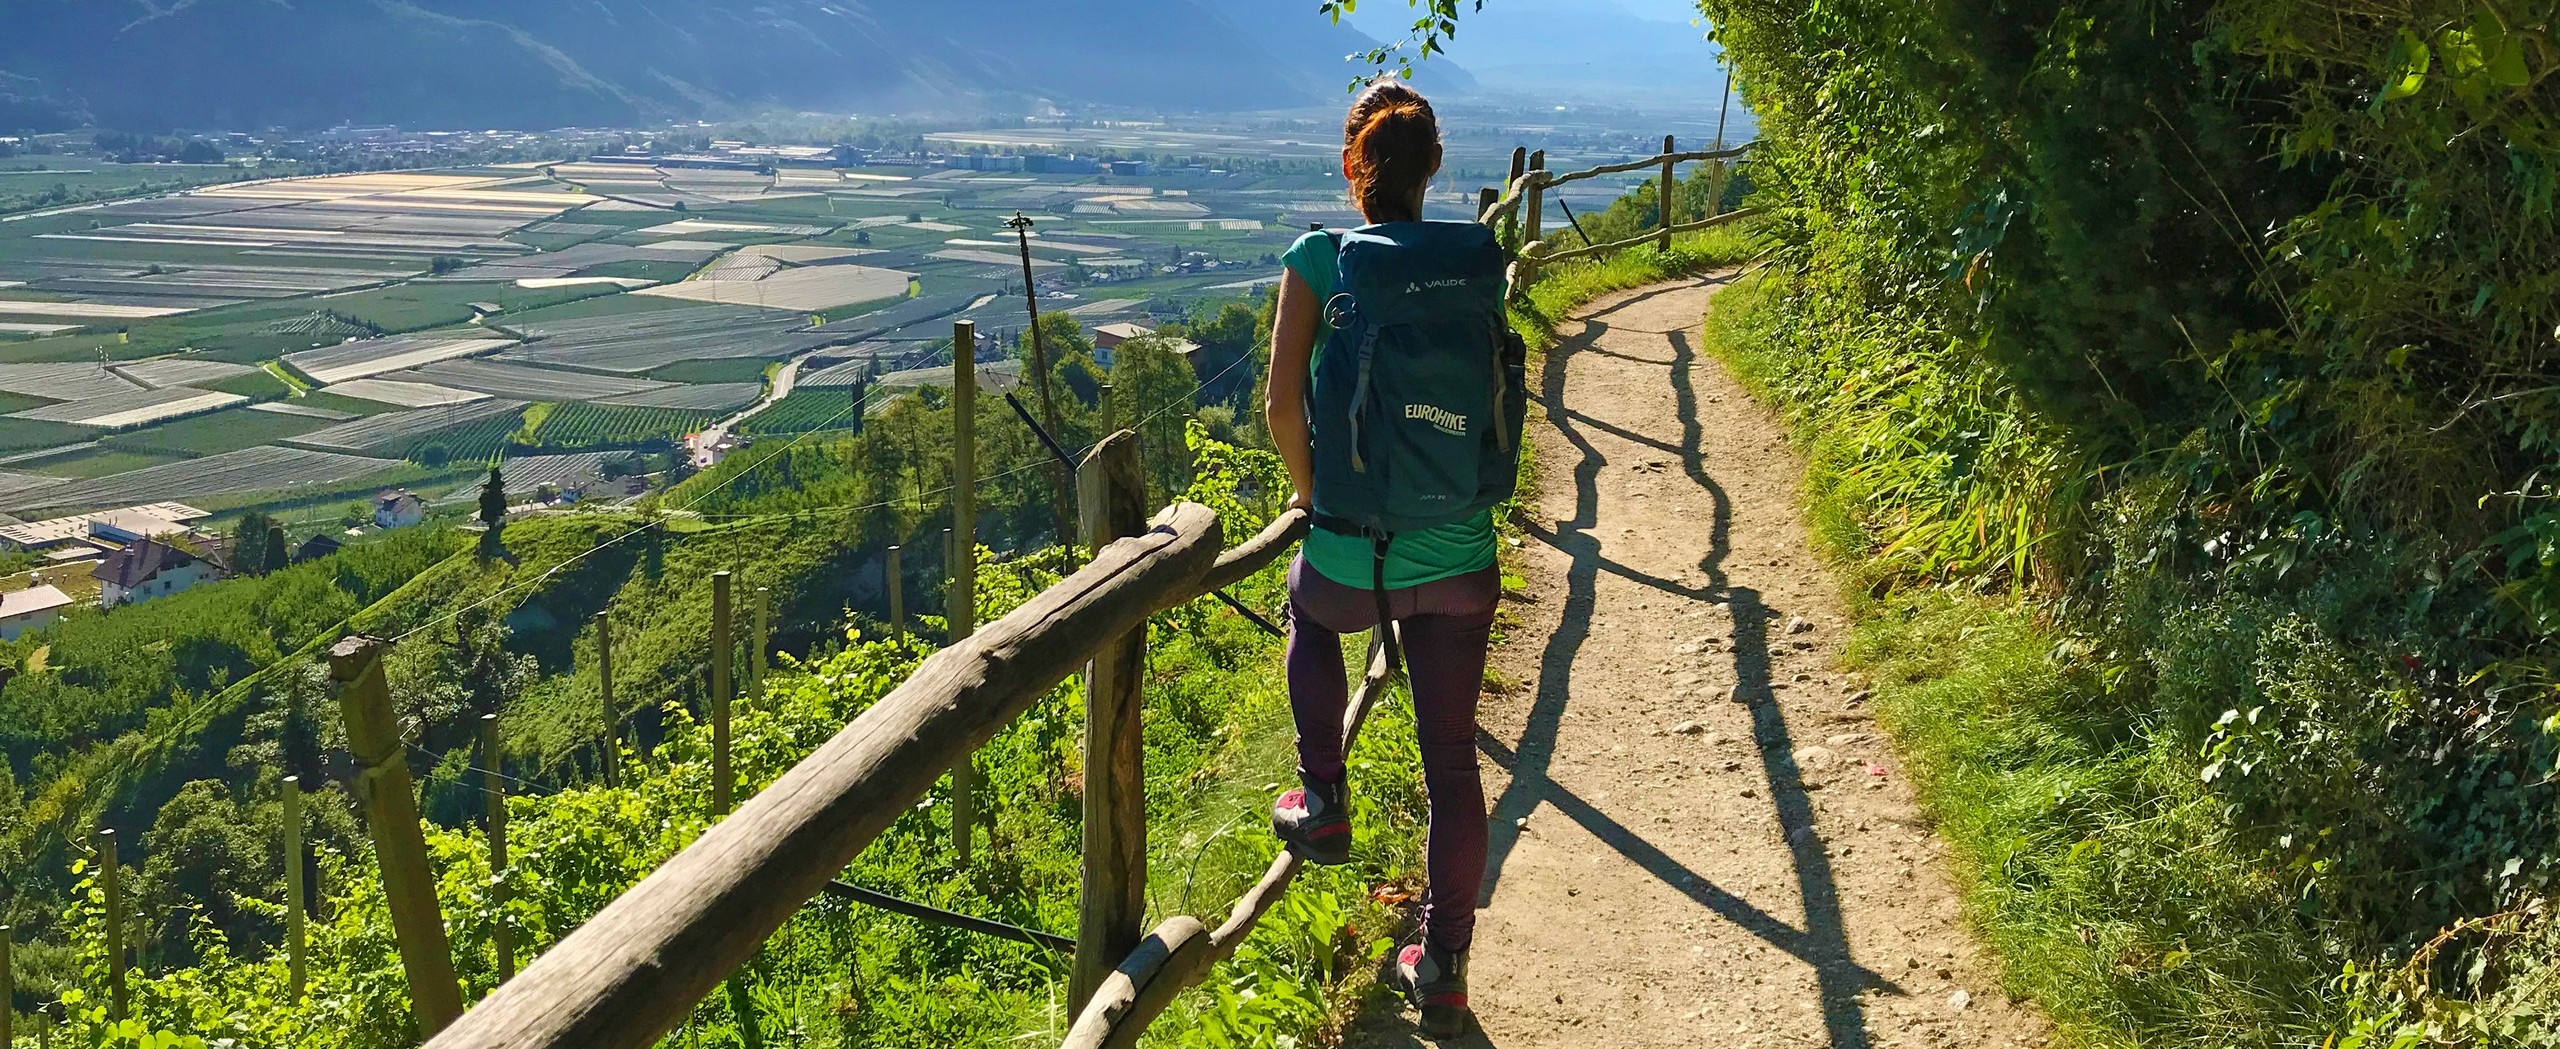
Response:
[422,503,1227,1049]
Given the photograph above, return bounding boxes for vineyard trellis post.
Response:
[282,775,306,999]
[329,635,463,1036]
[949,319,980,866]
[1658,134,1676,250]
[481,713,515,982]
[1099,382,1115,431]
[2,923,12,1047]
[886,545,905,644]
[1068,431,1148,1011]
[98,828,123,1021]
[597,612,617,789]
[752,586,771,695]
[1507,146,1528,247]
[712,571,735,814]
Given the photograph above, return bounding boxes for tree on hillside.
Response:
[262,524,287,575]
[229,512,279,575]
[1172,301,1259,408]
[478,466,508,559]
[1109,335,1203,504]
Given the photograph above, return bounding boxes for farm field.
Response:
[96,405,331,457]
[401,358,669,401]
[9,386,245,429]
[1,444,403,514]
[286,333,513,385]
[0,146,1349,519]
[527,402,716,451]
[736,388,862,437]
[632,261,912,312]
[596,382,762,411]
[284,398,528,455]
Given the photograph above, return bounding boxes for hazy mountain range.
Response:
[0,0,1460,132]
[1337,0,1731,103]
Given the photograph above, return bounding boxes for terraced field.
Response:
[527,402,716,451]
[596,383,763,411]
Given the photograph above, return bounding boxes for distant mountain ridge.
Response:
[0,0,1450,132]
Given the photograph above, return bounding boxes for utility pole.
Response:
[1004,211,1075,543]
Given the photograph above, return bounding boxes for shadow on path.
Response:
[1474,278,1889,1047]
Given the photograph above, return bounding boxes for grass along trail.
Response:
[1348,277,2048,1048]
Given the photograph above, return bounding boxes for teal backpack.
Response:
[1307,221,1528,644]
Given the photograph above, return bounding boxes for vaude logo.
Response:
[1404,278,1470,293]
[1405,402,1467,436]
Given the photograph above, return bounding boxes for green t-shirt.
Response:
[1281,230,1498,590]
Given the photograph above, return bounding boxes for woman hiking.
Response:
[1264,78,1525,1040]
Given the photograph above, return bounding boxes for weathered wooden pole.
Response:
[1478,187,1499,228]
[1068,431,1148,1010]
[1658,134,1677,251]
[330,635,465,1036]
[98,828,123,1021]
[711,571,735,815]
[949,319,979,866]
[597,612,618,789]
[481,713,515,982]
[1523,150,1548,288]
[1099,382,1116,431]
[885,545,905,644]
[282,775,306,1000]
[752,586,771,695]
[2,923,13,1048]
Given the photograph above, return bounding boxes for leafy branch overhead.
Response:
[1323,0,1484,83]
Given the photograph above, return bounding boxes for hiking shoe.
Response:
[1392,939,1473,1039]
[1271,771,1351,865]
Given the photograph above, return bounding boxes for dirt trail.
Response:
[1347,277,2049,1049]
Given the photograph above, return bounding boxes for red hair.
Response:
[1344,79,1441,223]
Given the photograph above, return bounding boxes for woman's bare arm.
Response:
[1266,268,1320,510]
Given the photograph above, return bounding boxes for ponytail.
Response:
[1344,79,1441,223]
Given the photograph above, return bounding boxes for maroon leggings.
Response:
[1285,555,1499,954]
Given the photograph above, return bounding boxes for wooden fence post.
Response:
[712,571,734,815]
[597,612,617,789]
[949,319,979,866]
[1069,431,1149,1010]
[885,545,904,644]
[98,827,123,1021]
[1523,150,1548,288]
[329,636,464,1036]
[1658,134,1677,251]
[481,713,515,983]
[283,775,306,1000]
[1506,146,1528,244]
[1478,187,1498,228]
[1099,382,1115,431]
[752,586,770,695]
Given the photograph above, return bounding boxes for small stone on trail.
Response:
[1515,816,1531,830]
[1793,745,1841,771]
[1673,721,1707,735]
[1728,685,1749,703]
[1788,616,1814,634]
[1829,732,1871,746]
[1948,989,1972,1012]
[1846,689,1874,706]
